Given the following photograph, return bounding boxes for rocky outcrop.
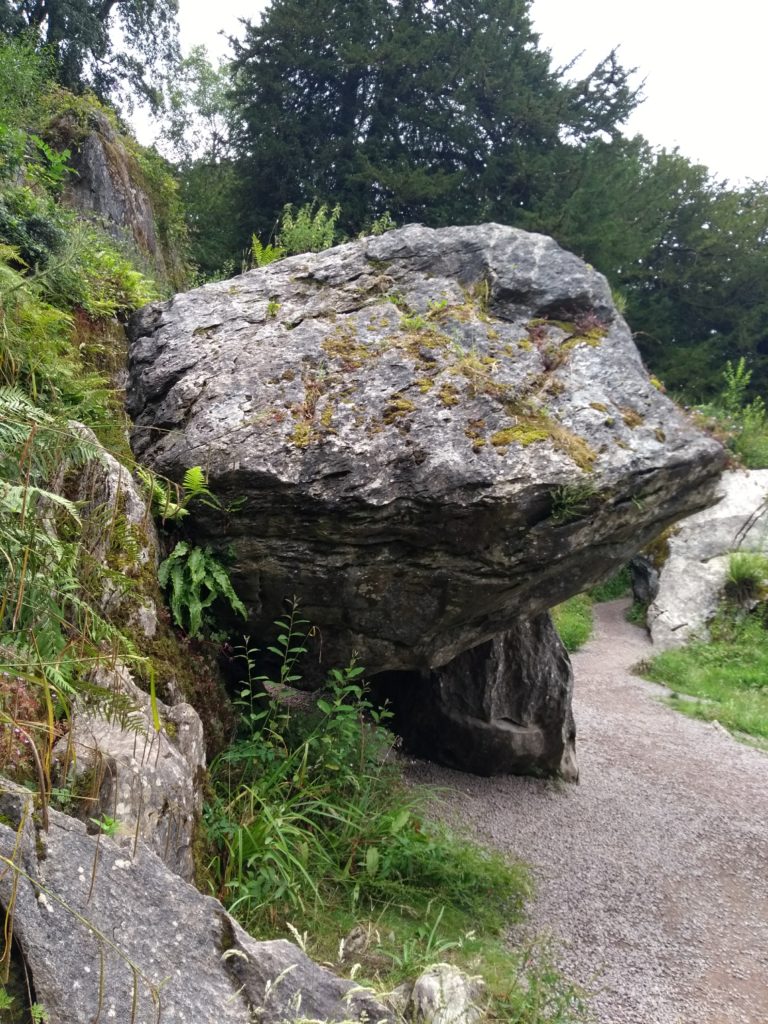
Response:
[127,224,725,776]
[61,111,183,288]
[374,614,577,780]
[0,781,392,1024]
[648,469,768,649]
[53,662,205,882]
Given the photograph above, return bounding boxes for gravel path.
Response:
[403,599,768,1023]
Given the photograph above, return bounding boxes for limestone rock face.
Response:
[649,469,768,649]
[53,662,205,881]
[128,224,724,677]
[0,782,392,1024]
[62,112,184,288]
[374,614,577,780]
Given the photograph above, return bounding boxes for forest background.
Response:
[2,0,765,401]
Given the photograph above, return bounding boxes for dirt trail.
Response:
[403,600,768,1024]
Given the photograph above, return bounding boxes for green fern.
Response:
[158,541,247,637]
[138,464,219,522]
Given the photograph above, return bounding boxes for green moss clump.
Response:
[465,418,487,451]
[590,402,608,413]
[491,424,551,448]
[416,377,435,393]
[438,382,460,407]
[290,421,313,447]
[383,396,416,424]
[621,406,644,428]
[518,339,533,352]
[551,428,597,471]
[320,403,335,429]
[321,330,376,369]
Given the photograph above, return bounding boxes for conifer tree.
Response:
[229,0,640,239]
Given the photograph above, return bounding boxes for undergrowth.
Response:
[204,608,590,1021]
[552,568,630,652]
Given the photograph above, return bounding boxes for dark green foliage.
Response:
[0,0,180,106]
[228,0,639,242]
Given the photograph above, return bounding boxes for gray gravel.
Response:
[403,600,768,1023]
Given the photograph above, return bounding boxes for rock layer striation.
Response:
[128,224,725,776]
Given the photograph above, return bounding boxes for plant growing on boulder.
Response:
[157,541,247,637]
[725,551,768,606]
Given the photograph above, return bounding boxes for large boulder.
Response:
[648,469,768,649]
[127,224,724,775]
[0,781,391,1024]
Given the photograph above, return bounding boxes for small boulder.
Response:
[649,469,768,648]
[408,964,487,1024]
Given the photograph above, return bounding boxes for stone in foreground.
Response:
[128,224,724,776]
[0,782,391,1024]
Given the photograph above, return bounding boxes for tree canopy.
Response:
[0,0,180,105]
[229,0,640,239]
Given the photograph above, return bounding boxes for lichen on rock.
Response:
[127,223,725,778]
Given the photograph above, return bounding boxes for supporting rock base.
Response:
[374,613,578,781]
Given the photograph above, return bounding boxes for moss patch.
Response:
[621,406,645,428]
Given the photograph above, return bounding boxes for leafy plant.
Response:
[724,550,768,605]
[278,201,340,254]
[251,235,284,267]
[550,481,598,524]
[138,464,219,522]
[90,814,120,836]
[157,542,247,636]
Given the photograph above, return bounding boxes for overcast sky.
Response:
[163,0,766,184]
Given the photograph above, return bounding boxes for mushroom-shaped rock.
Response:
[128,224,725,777]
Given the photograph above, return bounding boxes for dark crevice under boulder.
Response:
[372,613,577,780]
[127,223,725,779]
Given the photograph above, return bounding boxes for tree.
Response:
[162,46,243,279]
[528,135,768,398]
[0,0,180,106]
[229,0,640,241]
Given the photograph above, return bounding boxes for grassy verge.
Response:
[202,619,590,1022]
[552,569,630,653]
[552,596,593,652]
[640,613,768,745]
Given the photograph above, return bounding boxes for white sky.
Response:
[153,0,766,185]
